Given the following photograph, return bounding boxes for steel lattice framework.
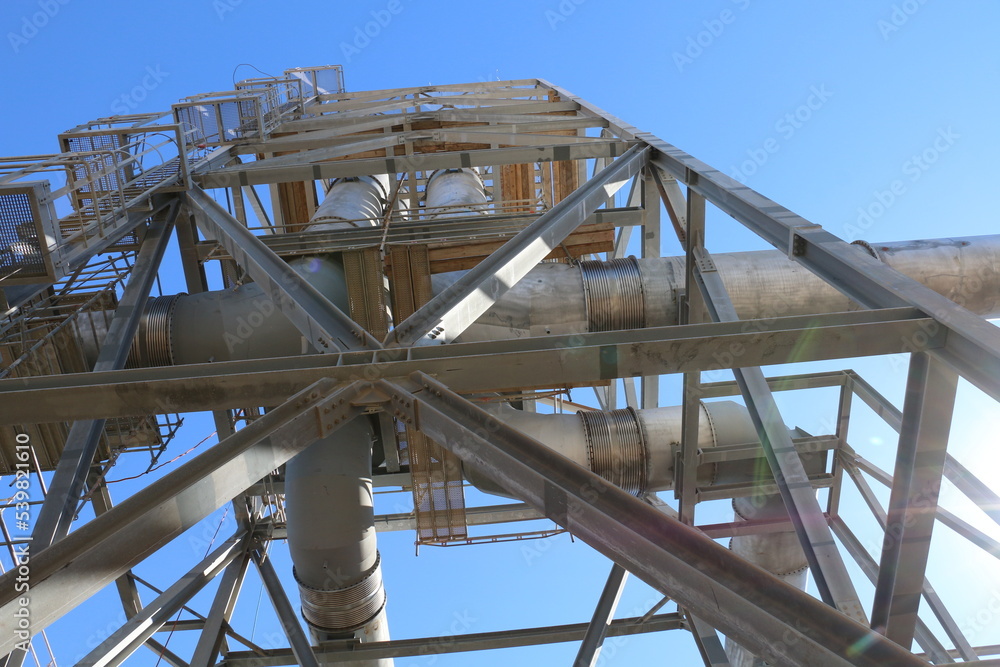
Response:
[0,66,998,666]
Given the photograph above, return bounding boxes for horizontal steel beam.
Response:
[0,308,939,423]
[196,142,631,188]
[379,372,928,667]
[221,613,684,666]
[0,379,366,652]
[199,207,643,262]
[262,504,796,539]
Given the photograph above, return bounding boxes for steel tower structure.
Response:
[0,65,999,665]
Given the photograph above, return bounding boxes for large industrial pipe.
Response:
[465,401,811,667]
[424,168,488,217]
[441,236,1000,342]
[281,176,393,659]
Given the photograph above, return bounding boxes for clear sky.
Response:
[2,0,999,664]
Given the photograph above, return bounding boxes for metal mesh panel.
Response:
[388,245,432,320]
[0,191,45,279]
[174,96,265,147]
[342,247,389,341]
[406,427,468,544]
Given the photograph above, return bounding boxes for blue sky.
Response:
[2,0,999,664]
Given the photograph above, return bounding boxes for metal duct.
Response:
[447,234,1000,342]
[283,177,393,658]
[284,415,390,649]
[309,175,391,232]
[425,168,488,217]
[464,401,730,497]
[464,401,810,667]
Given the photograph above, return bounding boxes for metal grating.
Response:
[406,428,468,544]
[387,245,433,320]
[0,183,60,284]
[0,191,44,278]
[342,247,389,341]
[387,244,467,543]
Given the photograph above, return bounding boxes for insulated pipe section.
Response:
[464,401,747,497]
[424,168,488,217]
[283,178,393,659]
[284,416,390,648]
[308,175,391,232]
[446,234,1000,342]
[83,234,1000,363]
[465,401,807,667]
[726,495,809,667]
[72,177,391,366]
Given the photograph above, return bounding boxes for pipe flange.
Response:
[851,239,884,262]
[700,401,720,485]
[772,564,809,578]
[294,551,387,633]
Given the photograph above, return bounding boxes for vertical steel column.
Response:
[678,189,706,524]
[871,353,959,648]
[692,246,867,623]
[30,202,179,552]
[175,204,208,294]
[640,167,660,410]
[838,461,978,661]
[573,563,628,667]
[827,379,854,518]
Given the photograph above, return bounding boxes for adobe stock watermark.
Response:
[339,0,405,64]
[416,610,478,665]
[729,84,834,183]
[544,0,588,31]
[673,0,752,73]
[877,0,930,40]
[11,433,33,653]
[111,65,169,115]
[7,0,71,53]
[843,127,958,242]
[960,587,1000,642]
[214,0,243,21]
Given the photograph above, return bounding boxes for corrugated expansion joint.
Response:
[294,551,387,633]
[851,239,884,262]
[579,257,646,332]
[577,407,648,495]
[130,294,182,367]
